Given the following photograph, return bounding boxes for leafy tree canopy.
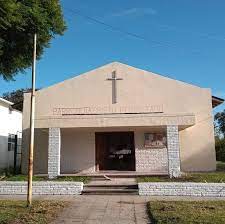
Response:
[0,0,66,80]
[2,88,39,111]
[215,110,225,138]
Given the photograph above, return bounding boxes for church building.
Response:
[21,62,224,178]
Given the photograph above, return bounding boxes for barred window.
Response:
[8,134,15,151]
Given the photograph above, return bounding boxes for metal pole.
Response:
[27,33,37,207]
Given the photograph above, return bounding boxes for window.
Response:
[8,134,16,151]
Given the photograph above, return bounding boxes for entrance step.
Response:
[89,176,111,181]
[75,172,168,178]
[82,184,138,195]
[82,189,138,195]
[88,177,137,185]
[89,176,137,182]
[85,184,138,189]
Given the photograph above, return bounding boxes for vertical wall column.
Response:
[48,128,61,179]
[167,125,181,178]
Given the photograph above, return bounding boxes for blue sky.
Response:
[0,0,225,111]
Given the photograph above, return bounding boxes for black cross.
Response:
[107,71,123,104]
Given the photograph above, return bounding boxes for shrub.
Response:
[0,167,14,177]
[215,138,225,162]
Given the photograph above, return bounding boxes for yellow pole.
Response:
[27,33,37,207]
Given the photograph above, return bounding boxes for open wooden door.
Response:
[95,133,107,171]
[95,132,135,171]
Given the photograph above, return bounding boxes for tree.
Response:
[215,110,225,137]
[2,88,38,111]
[214,110,225,162]
[215,137,225,162]
[0,0,66,80]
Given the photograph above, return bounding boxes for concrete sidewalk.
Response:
[1,195,225,224]
[1,194,225,201]
[53,195,150,224]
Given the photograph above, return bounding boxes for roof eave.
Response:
[212,96,224,108]
[0,97,13,106]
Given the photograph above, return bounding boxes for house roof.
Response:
[212,96,224,108]
[0,97,13,106]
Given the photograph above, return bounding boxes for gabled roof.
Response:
[212,96,224,108]
[36,61,206,94]
[30,61,224,109]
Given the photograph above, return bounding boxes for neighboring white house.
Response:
[0,97,22,170]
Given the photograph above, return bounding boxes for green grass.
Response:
[148,201,225,224]
[137,161,225,183]
[56,176,91,183]
[1,175,46,181]
[217,161,225,171]
[137,172,225,183]
[0,175,91,183]
[0,200,67,224]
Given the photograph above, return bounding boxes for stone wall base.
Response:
[135,148,168,172]
[0,181,83,195]
[139,182,225,197]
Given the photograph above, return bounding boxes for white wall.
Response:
[22,62,216,172]
[58,128,168,174]
[60,128,95,174]
[134,130,168,173]
[24,127,171,174]
[0,101,22,169]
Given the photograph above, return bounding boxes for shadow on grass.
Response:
[0,200,67,224]
[146,201,225,224]
[147,203,157,224]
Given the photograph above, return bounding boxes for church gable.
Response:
[21,62,217,177]
[32,62,211,118]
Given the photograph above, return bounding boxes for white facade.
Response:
[22,62,222,177]
[0,98,22,170]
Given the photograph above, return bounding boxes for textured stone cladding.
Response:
[135,148,168,173]
[0,182,83,195]
[48,128,61,179]
[139,182,225,197]
[167,125,181,177]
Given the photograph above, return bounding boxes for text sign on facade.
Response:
[52,105,164,115]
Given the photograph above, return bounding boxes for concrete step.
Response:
[89,177,109,181]
[82,188,138,195]
[82,184,138,195]
[74,172,168,178]
[84,184,138,189]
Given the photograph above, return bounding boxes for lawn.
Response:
[148,201,225,224]
[0,200,67,224]
[217,161,225,171]
[137,161,225,183]
[0,175,91,183]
